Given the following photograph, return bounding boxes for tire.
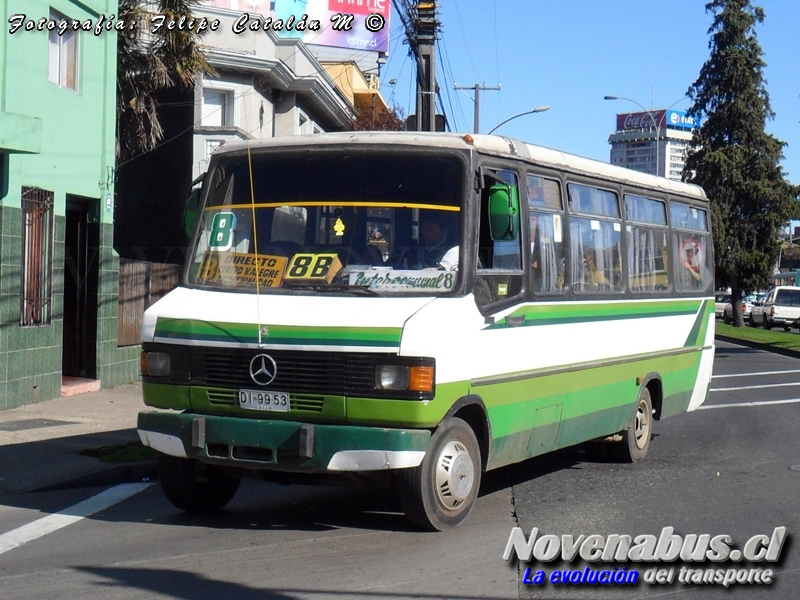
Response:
[399,417,482,531]
[610,387,653,463]
[763,318,772,330]
[158,454,241,514]
[784,325,791,333]
[723,312,731,324]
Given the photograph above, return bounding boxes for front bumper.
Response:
[137,411,431,473]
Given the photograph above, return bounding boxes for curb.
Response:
[31,461,159,494]
[716,334,800,360]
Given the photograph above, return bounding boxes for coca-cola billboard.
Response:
[615,109,699,132]
[616,110,667,131]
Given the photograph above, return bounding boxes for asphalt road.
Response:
[514,339,800,599]
[0,339,798,600]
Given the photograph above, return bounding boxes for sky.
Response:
[377,0,800,185]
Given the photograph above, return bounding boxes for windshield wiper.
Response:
[283,283,381,296]
[327,284,381,296]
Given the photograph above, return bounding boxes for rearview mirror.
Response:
[184,175,204,237]
[488,183,519,241]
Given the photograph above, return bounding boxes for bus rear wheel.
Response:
[611,388,653,463]
[399,417,482,531]
[158,454,241,514]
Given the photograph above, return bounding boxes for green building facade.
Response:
[1,0,139,408]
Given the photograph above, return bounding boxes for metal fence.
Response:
[118,260,181,346]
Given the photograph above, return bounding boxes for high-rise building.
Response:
[608,110,698,181]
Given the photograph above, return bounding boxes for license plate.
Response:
[238,389,290,412]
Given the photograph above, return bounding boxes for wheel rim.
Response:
[633,398,651,450]
[433,439,475,511]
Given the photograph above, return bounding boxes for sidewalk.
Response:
[0,382,156,495]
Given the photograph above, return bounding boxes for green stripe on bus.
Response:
[683,300,712,347]
[154,318,402,347]
[488,386,695,470]
[485,299,704,330]
[480,350,703,439]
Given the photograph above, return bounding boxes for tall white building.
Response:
[608,110,698,181]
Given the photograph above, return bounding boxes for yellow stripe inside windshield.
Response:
[204,201,460,211]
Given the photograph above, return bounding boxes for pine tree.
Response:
[684,0,800,326]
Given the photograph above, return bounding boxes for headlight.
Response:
[141,351,171,377]
[375,365,409,390]
[375,364,435,393]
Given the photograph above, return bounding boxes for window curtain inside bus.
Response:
[531,211,564,292]
[569,218,623,292]
[627,227,669,292]
[625,195,669,292]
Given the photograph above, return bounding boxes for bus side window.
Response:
[527,175,566,293]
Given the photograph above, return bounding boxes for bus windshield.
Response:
[188,151,465,295]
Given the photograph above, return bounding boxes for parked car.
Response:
[714,292,731,319]
[749,294,768,327]
[752,286,800,331]
[723,294,758,324]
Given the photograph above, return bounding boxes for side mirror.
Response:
[488,183,519,241]
[184,175,204,238]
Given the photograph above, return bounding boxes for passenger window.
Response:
[625,195,669,292]
[527,175,563,211]
[569,218,623,292]
[527,175,565,293]
[672,232,711,291]
[568,183,619,218]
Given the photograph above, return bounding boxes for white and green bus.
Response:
[137,132,715,530]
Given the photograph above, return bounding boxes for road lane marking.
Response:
[0,483,151,556]
[712,369,800,379]
[698,398,800,410]
[711,382,800,392]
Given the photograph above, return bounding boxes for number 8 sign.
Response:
[208,212,236,251]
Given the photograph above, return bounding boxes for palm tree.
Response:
[116,0,214,161]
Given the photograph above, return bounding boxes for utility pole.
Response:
[454,83,501,133]
[411,2,439,132]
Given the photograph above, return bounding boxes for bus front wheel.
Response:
[158,454,241,514]
[399,417,482,531]
[611,388,653,463]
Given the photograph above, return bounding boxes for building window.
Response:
[20,187,55,326]
[205,139,224,160]
[202,88,233,126]
[298,111,310,134]
[48,10,78,90]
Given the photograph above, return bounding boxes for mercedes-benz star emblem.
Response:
[249,353,277,386]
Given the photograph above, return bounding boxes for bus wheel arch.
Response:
[611,381,656,463]
[639,374,663,420]
[443,395,491,471]
[398,397,489,531]
[399,417,482,531]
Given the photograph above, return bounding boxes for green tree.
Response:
[116,0,214,161]
[684,0,799,326]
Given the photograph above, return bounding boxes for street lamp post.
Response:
[604,95,661,176]
[487,106,551,135]
[604,95,689,177]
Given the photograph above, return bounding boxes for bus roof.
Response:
[215,131,708,202]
